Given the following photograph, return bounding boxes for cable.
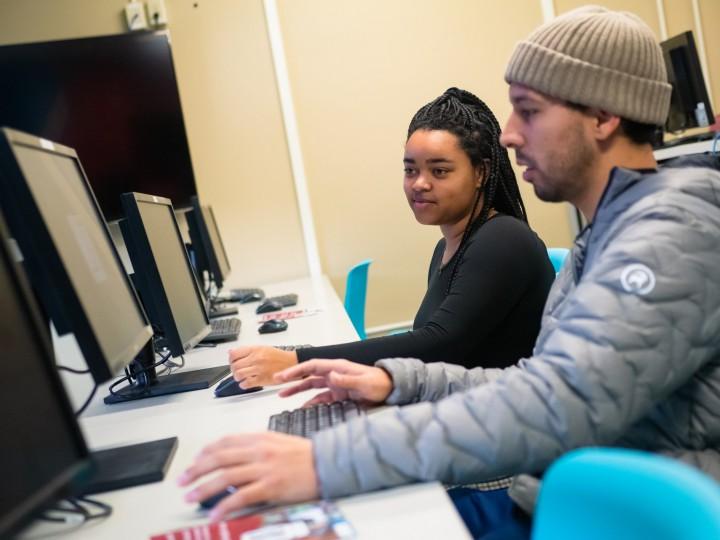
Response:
[56,365,90,375]
[40,496,112,525]
[74,383,98,417]
[108,349,172,397]
[157,354,184,375]
[72,496,112,521]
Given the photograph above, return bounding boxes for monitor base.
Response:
[104,365,228,404]
[79,437,178,494]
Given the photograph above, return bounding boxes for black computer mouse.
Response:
[214,376,263,398]
[199,486,236,509]
[256,299,283,314]
[241,291,264,303]
[258,319,288,334]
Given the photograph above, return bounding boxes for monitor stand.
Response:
[104,341,228,404]
[80,437,179,494]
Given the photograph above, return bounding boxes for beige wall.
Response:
[556,0,662,36]
[0,0,308,288]
[698,0,719,113]
[0,1,716,329]
[277,0,574,327]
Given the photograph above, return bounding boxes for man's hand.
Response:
[229,346,298,388]
[274,359,394,406]
[178,432,317,521]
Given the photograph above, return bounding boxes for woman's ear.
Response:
[476,160,489,189]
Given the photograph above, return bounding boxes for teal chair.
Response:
[344,259,372,339]
[547,247,570,274]
[533,448,720,540]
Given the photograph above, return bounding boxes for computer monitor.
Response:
[0,127,153,383]
[661,31,715,134]
[186,196,232,291]
[0,210,91,538]
[0,128,178,494]
[0,30,198,221]
[118,192,228,402]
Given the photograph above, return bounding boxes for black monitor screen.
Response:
[202,205,231,282]
[0,129,152,381]
[661,31,714,132]
[0,213,89,537]
[0,31,197,221]
[135,198,209,347]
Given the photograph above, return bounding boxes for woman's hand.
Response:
[228,346,298,388]
[274,359,394,406]
[178,432,317,522]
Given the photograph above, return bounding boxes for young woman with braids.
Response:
[227,88,555,388]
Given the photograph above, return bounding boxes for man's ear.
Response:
[592,109,622,141]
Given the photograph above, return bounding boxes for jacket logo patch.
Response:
[620,264,656,295]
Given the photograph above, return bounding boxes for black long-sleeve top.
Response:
[297,215,556,369]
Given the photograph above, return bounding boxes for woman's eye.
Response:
[433,169,448,177]
[520,109,537,120]
[404,167,416,176]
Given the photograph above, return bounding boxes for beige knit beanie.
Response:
[505,5,672,125]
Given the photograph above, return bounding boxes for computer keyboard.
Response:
[267,400,364,438]
[202,317,242,342]
[266,293,298,307]
[208,302,238,319]
[275,344,312,351]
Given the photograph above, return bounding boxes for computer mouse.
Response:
[214,375,263,398]
[258,319,288,334]
[241,291,264,303]
[199,486,237,509]
[256,299,283,314]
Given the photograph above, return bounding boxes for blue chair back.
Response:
[547,247,570,274]
[344,259,372,339]
[533,448,720,540]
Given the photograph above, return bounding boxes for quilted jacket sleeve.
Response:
[311,193,720,499]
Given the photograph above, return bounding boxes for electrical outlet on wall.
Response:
[125,1,149,31]
[147,0,169,26]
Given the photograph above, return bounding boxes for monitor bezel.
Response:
[120,191,211,357]
[661,30,715,133]
[187,195,232,290]
[0,209,91,537]
[0,127,154,383]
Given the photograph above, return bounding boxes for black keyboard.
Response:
[266,293,298,307]
[208,303,238,319]
[275,344,312,351]
[268,401,364,438]
[203,317,241,342]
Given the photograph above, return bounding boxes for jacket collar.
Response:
[570,167,657,280]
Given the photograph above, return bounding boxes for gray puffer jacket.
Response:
[312,166,720,512]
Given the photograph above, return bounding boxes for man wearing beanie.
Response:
[179,7,720,539]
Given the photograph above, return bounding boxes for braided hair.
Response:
[407,87,528,292]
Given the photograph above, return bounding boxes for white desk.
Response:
[653,137,715,161]
[22,276,470,539]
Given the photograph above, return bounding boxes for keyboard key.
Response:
[202,317,241,342]
[267,401,365,438]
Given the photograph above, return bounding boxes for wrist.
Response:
[376,366,394,402]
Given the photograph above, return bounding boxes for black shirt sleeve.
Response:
[296,215,554,368]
